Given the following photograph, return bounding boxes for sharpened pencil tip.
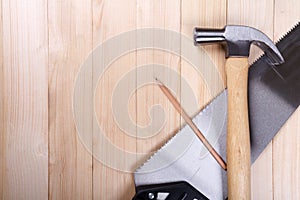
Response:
[154,77,163,85]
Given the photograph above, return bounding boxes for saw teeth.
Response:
[252,21,300,65]
[135,91,225,173]
[135,129,179,172]
[277,21,300,44]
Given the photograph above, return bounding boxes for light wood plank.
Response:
[136,0,181,162]
[251,144,273,199]
[273,1,300,199]
[273,109,300,200]
[0,0,3,197]
[180,5,227,193]
[181,0,227,118]
[274,0,300,41]
[227,1,274,199]
[0,1,298,199]
[48,0,93,199]
[92,0,137,199]
[1,0,48,199]
[181,0,227,197]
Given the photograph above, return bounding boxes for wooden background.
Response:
[0,0,299,199]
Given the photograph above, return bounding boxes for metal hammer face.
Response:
[194,25,284,65]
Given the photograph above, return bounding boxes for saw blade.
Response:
[135,91,228,199]
[134,22,300,200]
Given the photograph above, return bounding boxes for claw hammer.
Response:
[194,25,284,199]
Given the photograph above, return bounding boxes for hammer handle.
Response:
[226,57,251,200]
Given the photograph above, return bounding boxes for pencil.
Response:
[156,78,227,170]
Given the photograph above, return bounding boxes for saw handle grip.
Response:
[132,181,208,200]
[226,57,251,200]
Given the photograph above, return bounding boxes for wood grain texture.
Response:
[226,57,251,200]
[134,0,182,197]
[273,109,300,200]
[48,0,93,199]
[136,0,181,164]
[0,0,3,197]
[1,0,48,199]
[227,1,275,199]
[181,0,227,115]
[92,0,137,199]
[273,1,300,199]
[0,1,299,199]
[251,145,273,199]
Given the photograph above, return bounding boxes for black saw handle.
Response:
[132,181,208,200]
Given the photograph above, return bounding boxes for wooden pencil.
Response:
[156,79,227,170]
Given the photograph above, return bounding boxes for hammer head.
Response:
[194,25,284,65]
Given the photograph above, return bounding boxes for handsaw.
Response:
[132,22,300,200]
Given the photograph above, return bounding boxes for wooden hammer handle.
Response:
[226,57,251,200]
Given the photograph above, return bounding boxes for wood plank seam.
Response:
[0,0,4,197]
